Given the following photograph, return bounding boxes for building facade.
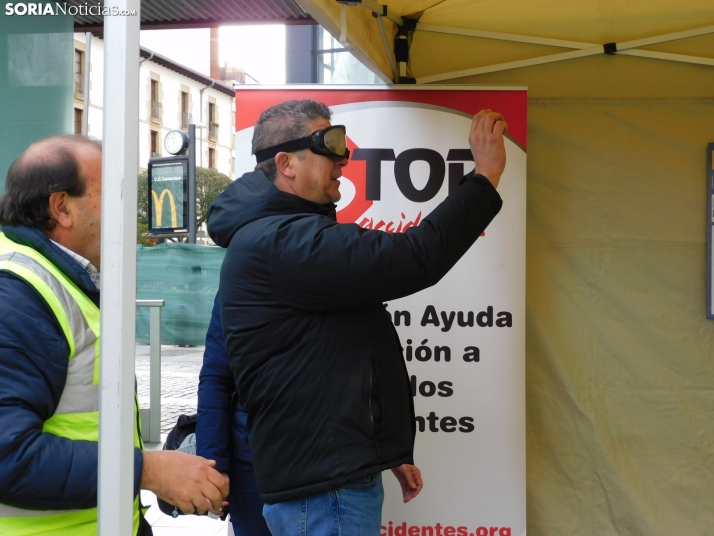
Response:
[72,33,235,178]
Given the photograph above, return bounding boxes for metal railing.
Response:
[151,100,163,122]
[209,122,218,140]
[136,299,164,443]
[74,73,84,95]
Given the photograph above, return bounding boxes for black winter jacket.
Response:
[207,170,502,504]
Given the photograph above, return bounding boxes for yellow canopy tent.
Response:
[297,1,714,534]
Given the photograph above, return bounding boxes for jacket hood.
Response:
[207,170,336,248]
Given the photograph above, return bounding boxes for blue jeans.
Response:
[262,473,384,536]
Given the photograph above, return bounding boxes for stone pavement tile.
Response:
[136,344,205,433]
[137,346,237,534]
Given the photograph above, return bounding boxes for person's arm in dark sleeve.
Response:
[0,275,148,509]
[265,173,503,311]
[266,109,508,311]
[196,293,233,473]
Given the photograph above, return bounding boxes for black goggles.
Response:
[254,125,350,163]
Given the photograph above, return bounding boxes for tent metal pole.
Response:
[98,0,141,534]
[418,46,714,83]
[416,23,593,49]
[617,24,714,51]
[416,23,714,52]
[339,4,350,48]
[415,23,714,83]
[335,0,408,83]
[376,15,399,82]
[620,49,714,67]
[416,46,603,83]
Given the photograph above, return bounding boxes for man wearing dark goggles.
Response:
[251,118,350,206]
[254,125,350,163]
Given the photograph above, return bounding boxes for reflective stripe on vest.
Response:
[0,233,142,535]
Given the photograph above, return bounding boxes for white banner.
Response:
[235,86,527,536]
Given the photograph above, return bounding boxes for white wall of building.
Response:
[73,33,235,178]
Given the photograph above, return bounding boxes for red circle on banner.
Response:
[336,136,372,224]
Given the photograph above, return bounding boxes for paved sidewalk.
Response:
[136,344,204,434]
[135,344,235,535]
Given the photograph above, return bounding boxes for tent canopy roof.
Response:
[295,0,714,85]
[368,0,712,43]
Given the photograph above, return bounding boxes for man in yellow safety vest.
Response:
[0,135,228,535]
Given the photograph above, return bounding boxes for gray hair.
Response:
[0,135,102,230]
[252,99,332,180]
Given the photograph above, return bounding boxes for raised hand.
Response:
[470,109,508,188]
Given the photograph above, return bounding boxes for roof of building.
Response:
[140,47,236,97]
[71,0,314,31]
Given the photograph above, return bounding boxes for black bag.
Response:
[156,414,197,518]
[164,414,197,451]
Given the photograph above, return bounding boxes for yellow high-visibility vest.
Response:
[0,232,143,535]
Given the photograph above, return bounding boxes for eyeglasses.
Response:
[254,125,350,163]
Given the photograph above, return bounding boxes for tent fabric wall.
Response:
[526,94,714,535]
[455,54,714,535]
[295,2,714,533]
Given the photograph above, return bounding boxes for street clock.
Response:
[164,129,189,155]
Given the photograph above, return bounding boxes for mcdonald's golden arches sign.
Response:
[148,156,189,234]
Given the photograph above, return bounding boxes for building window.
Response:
[314,26,383,84]
[74,108,83,134]
[208,102,218,140]
[208,147,216,169]
[181,91,191,128]
[151,130,160,157]
[150,79,162,122]
[74,49,84,96]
